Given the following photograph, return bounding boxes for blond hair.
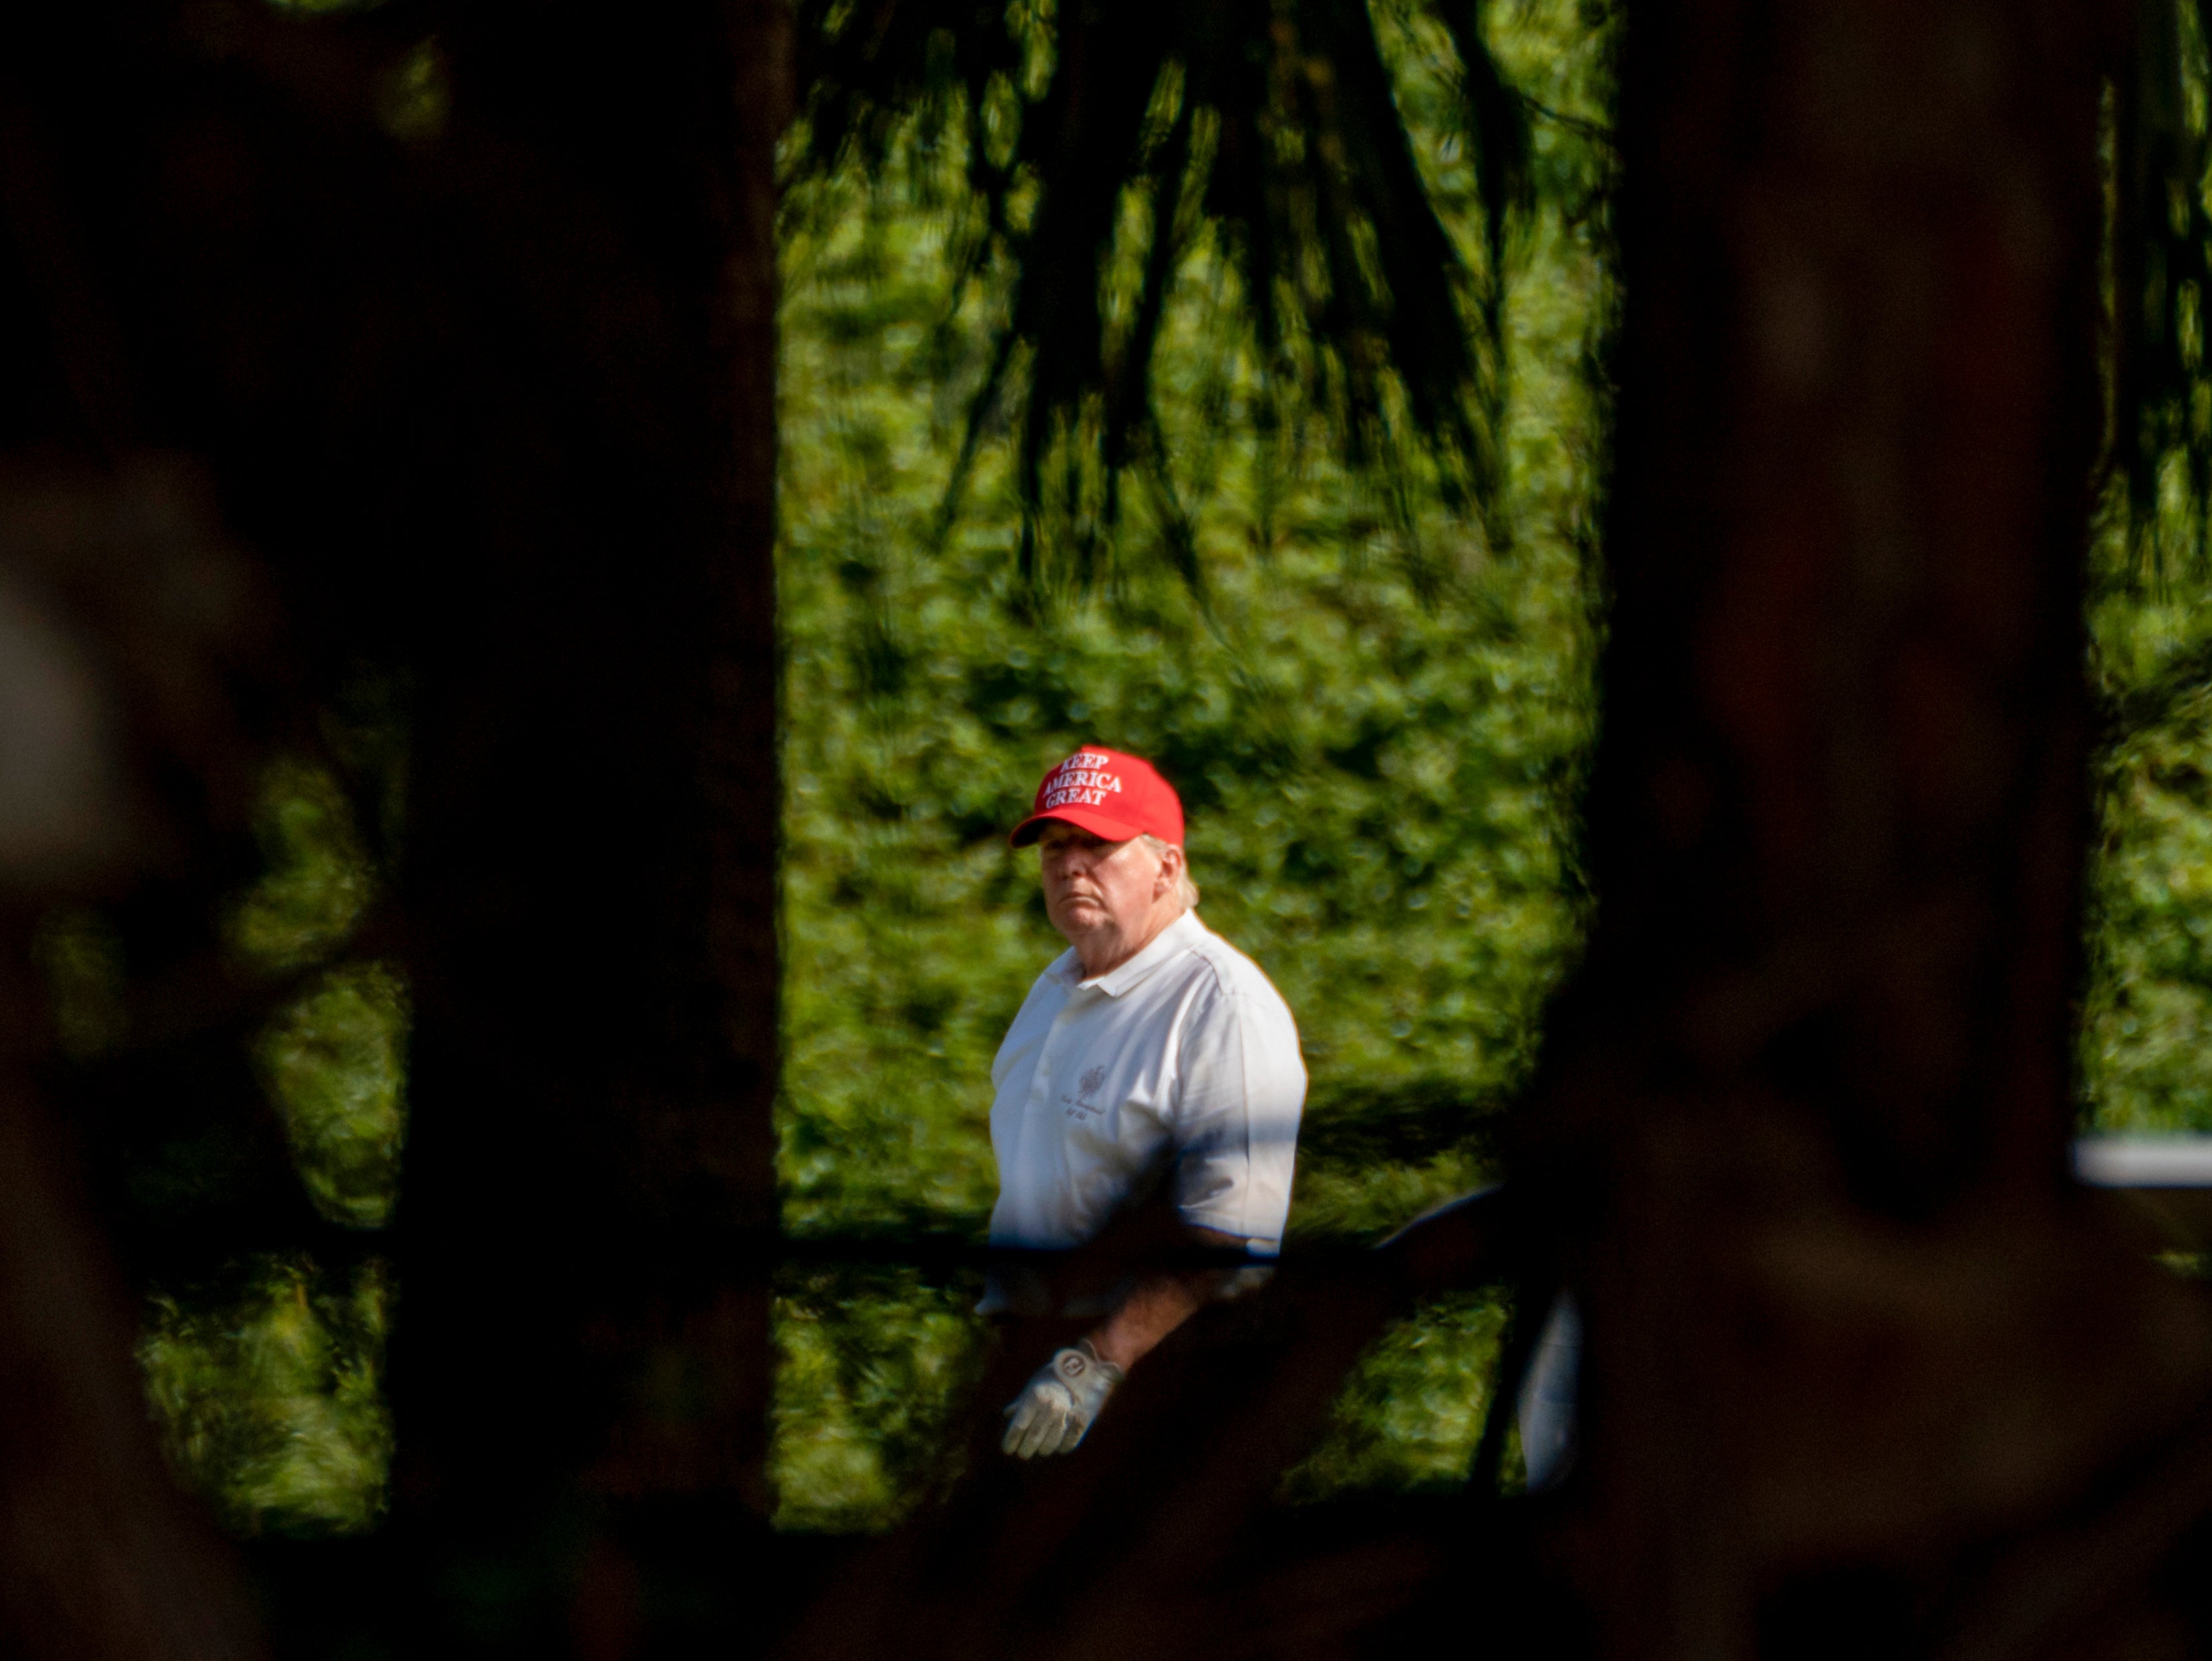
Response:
[1139,834,1200,910]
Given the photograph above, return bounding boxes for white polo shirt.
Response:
[986,909,1306,1257]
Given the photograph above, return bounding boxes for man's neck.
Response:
[1071,901,1188,981]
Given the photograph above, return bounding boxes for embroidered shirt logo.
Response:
[1063,1063,1111,1122]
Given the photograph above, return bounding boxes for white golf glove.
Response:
[1002,1340,1125,1458]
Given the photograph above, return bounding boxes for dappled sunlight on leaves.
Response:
[2086,486,2212,1130]
[140,1257,392,1537]
[1280,1292,1508,1502]
[256,963,408,1229]
[771,1269,991,1531]
[223,758,372,973]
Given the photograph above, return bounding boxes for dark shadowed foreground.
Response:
[0,0,783,1651]
[0,469,272,1660]
[1,1,2210,1659]
[1540,0,2212,1655]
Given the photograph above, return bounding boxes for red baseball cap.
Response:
[1010,746,1184,848]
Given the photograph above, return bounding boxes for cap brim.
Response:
[1008,806,1150,848]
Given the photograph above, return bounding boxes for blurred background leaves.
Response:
[777,0,1615,1251]
[770,0,1611,1525]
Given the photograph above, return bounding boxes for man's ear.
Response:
[1157,843,1183,898]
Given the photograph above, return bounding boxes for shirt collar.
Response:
[1055,908,1204,998]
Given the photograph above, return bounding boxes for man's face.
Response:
[1036,822,1166,946]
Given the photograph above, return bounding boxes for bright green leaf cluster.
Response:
[139,1257,393,1537]
[771,1268,991,1531]
[1280,1292,1509,1502]
[2084,478,2212,1132]
[255,963,410,1229]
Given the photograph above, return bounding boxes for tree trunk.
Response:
[387,1,789,1643]
[1540,0,2212,1654]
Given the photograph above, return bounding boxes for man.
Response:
[987,746,1306,1458]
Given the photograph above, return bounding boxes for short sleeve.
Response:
[1169,973,1306,1251]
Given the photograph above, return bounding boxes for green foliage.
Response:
[224,756,374,972]
[771,1269,991,1531]
[2084,488,2212,1128]
[255,962,409,1229]
[226,755,409,1229]
[2082,723,2212,1131]
[2110,0,2212,569]
[2072,377,2212,1133]
[134,757,405,1530]
[139,1257,393,1537]
[1280,1292,1508,1501]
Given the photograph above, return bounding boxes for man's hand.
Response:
[1002,1340,1125,1458]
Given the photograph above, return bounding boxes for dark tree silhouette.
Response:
[0,1,787,1650]
[1539,0,2212,1654]
[793,0,1540,575]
